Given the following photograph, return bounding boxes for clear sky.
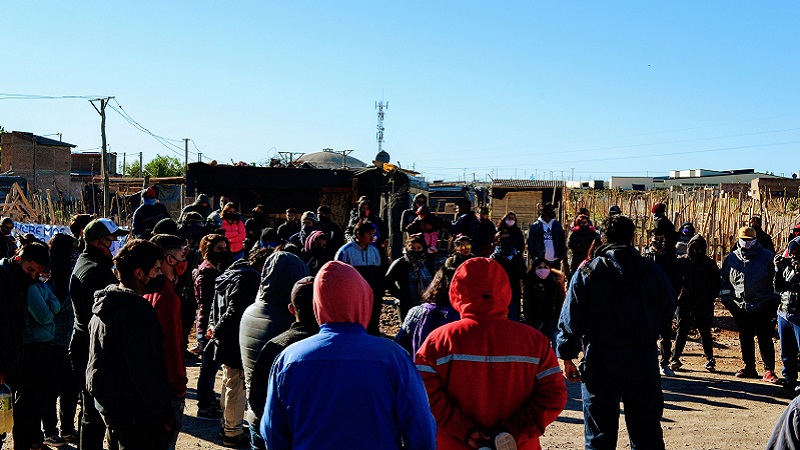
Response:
[2,2,798,182]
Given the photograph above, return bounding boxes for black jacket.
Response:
[523,269,566,332]
[131,202,170,239]
[557,244,677,364]
[86,285,173,425]
[69,245,119,385]
[210,260,260,368]
[277,220,301,243]
[0,234,17,260]
[474,218,497,257]
[247,321,318,428]
[0,258,31,377]
[676,235,719,312]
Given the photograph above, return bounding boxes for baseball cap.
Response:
[83,218,129,242]
[737,226,757,240]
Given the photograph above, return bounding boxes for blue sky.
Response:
[2,2,798,182]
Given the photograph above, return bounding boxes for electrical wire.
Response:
[107,100,197,159]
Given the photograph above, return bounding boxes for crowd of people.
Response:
[4,187,800,449]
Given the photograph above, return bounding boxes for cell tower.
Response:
[375,100,388,152]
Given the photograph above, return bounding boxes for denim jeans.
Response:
[778,314,800,384]
[196,340,221,410]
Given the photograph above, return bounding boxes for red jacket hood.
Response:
[449,257,511,320]
[313,261,372,330]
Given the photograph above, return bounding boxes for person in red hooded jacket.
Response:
[415,257,567,450]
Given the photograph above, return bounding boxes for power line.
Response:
[107,100,197,159]
[0,93,103,100]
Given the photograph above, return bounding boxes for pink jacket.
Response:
[222,219,246,253]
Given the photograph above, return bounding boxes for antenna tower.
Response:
[375,100,388,153]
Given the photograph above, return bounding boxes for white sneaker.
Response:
[494,432,518,450]
[660,365,675,377]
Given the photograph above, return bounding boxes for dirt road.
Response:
[2,305,793,450]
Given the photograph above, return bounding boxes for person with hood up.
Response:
[69,218,128,450]
[675,222,695,256]
[496,211,525,254]
[243,204,269,254]
[669,234,720,373]
[774,236,800,392]
[767,390,800,448]
[303,230,330,274]
[131,187,170,239]
[557,214,676,450]
[289,211,321,249]
[720,226,780,381]
[248,276,319,450]
[0,216,17,259]
[262,261,436,450]
[316,205,344,251]
[567,214,601,275]
[416,257,566,450]
[208,247,270,447]
[86,239,174,449]
[239,251,309,428]
[145,234,191,449]
[444,235,474,270]
[490,230,527,322]
[523,257,566,343]
[179,193,214,222]
[193,233,231,419]
[527,203,566,271]
[386,235,433,321]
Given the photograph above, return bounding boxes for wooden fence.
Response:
[566,189,800,262]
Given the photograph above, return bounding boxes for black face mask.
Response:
[224,213,238,221]
[208,250,233,269]
[253,213,265,221]
[407,250,425,260]
[145,274,165,294]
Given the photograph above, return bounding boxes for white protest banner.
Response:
[13,222,72,242]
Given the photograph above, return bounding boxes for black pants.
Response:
[729,305,776,371]
[659,319,673,367]
[42,345,80,436]
[672,305,714,362]
[106,415,171,450]
[12,342,50,450]
[582,357,665,450]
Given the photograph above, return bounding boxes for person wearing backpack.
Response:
[394,266,458,356]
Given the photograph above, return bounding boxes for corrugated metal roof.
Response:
[11,131,76,148]
[491,179,566,188]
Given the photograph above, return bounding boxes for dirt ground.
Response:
[2,303,794,450]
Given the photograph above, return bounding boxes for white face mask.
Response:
[739,239,756,250]
[535,268,551,279]
[505,219,515,227]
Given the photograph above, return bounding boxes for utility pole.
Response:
[139,152,143,178]
[183,138,190,209]
[122,153,127,176]
[198,153,203,163]
[90,96,114,217]
[32,138,37,192]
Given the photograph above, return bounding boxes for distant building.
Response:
[751,177,800,200]
[296,149,369,169]
[488,179,566,230]
[0,131,75,192]
[608,169,785,191]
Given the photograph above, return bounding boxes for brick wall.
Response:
[1,132,72,192]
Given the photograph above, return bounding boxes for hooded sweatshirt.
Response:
[239,251,309,391]
[720,241,777,312]
[210,259,260,368]
[261,261,436,450]
[676,235,720,311]
[416,258,567,450]
[86,285,173,425]
[180,193,214,222]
